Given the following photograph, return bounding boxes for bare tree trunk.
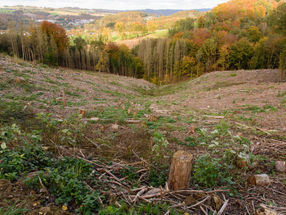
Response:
[168,151,193,191]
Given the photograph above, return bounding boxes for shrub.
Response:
[193,155,223,187]
[193,154,233,188]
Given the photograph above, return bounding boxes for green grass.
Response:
[0,99,34,125]
[64,90,81,98]
[242,104,278,113]
[0,204,27,215]
[277,91,286,97]
[148,29,169,38]
[0,81,8,90]
[206,81,244,91]
[0,8,15,14]
[230,73,237,77]
[44,78,62,86]
[96,105,130,123]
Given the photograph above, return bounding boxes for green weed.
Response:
[98,202,180,215]
[193,154,233,188]
[277,91,286,97]
[0,204,27,215]
[230,73,237,77]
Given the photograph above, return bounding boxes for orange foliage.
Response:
[215,31,238,46]
[213,0,278,22]
[40,21,69,53]
[173,32,183,39]
[191,28,211,46]
[212,22,231,32]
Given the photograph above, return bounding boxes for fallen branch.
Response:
[38,176,49,194]
[234,122,273,135]
[133,187,148,203]
[203,115,225,119]
[187,196,211,209]
[217,199,229,215]
[85,136,100,148]
[170,189,229,195]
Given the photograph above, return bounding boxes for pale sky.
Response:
[0,0,229,10]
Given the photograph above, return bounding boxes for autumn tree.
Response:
[280,48,286,81]
[169,18,195,37]
[181,56,196,78]
[268,3,286,35]
[228,38,254,69]
[246,26,262,43]
[217,45,230,70]
[268,3,286,80]
[40,21,69,65]
[196,38,218,72]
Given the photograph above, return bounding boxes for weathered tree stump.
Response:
[248,174,270,186]
[275,161,286,173]
[167,150,193,191]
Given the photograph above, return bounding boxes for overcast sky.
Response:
[0,0,229,10]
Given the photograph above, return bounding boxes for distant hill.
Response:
[137,9,210,16]
[0,5,208,34]
[0,6,105,30]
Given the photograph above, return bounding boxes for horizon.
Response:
[0,0,229,10]
[0,6,211,11]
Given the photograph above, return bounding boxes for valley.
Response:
[0,56,286,214]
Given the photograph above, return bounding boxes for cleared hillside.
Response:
[0,57,286,214]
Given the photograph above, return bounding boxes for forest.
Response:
[0,0,286,84]
[136,0,286,83]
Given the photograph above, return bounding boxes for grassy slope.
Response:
[0,56,286,214]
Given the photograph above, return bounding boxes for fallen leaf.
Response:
[62,205,68,211]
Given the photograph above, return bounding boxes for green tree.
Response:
[169,18,195,37]
[268,3,286,35]
[280,47,286,81]
[196,38,218,72]
[228,38,254,69]
[181,56,196,78]
[247,26,262,43]
[268,3,286,80]
[217,46,230,70]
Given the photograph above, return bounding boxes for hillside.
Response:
[0,6,113,30]
[70,10,203,41]
[0,6,205,32]
[1,56,286,214]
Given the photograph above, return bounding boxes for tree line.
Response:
[0,0,285,84]
[135,0,286,83]
[0,21,144,79]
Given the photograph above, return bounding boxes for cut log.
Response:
[167,150,193,191]
[86,117,99,122]
[15,77,25,84]
[275,161,286,173]
[80,109,86,117]
[248,174,270,186]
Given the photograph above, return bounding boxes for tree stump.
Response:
[275,161,286,173]
[248,174,270,186]
[167,150,193,191]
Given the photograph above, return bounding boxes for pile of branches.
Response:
[78,155,229,215]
